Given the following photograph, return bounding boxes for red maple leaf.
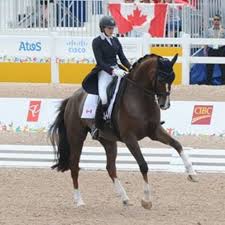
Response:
[127,7,147,26]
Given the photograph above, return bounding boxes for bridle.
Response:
[154,69,173,97]
[125,68,173,98]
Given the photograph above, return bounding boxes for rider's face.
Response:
[104,26,114,37]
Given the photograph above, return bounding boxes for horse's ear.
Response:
[171,53,178,66]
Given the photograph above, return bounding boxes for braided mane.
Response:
[130,54,159,72]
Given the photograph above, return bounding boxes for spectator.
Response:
[164,0,181,37]
[204,14,225,85]
[39,0,49,27]
[39,0,54,27]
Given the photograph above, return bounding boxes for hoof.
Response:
[123,199,133,206]
[187,174,198,182]
[123,199,129,206]
[76,200,85,207]
[141,199,152,210]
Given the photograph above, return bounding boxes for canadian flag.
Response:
[174,0,196,7]
[108,3,168,37]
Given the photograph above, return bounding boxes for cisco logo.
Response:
[19,41,42,51]
[66,40,88,53]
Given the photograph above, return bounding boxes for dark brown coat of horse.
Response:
[49,54,197,209]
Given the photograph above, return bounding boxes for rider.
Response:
[82,15,131,139]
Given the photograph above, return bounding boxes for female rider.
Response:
[82,16,131,139]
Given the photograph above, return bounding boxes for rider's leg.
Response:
[98,70,113,105]
[91,71,113,139]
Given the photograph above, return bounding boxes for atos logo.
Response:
[19,41,42,51]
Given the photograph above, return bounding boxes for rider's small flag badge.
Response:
[191,105,213,125]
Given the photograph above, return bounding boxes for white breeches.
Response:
[98,70,113,105]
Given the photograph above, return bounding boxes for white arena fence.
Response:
[1,33,225,85]
[1,145,225,173]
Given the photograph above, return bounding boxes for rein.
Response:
[125,69,171,98]
[124,55,174,98]
[125,76,156,97]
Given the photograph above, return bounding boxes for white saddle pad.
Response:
[81,76,122,119]
[81,94,99,119]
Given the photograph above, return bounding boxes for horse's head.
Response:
[154,54,178,110]
[128,53,178,110]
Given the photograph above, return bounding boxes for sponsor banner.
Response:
[0,98,61,132]
[0,98,224,136]
[119,37,143,63]
[161,101,225,136]
[55,37,142,63]
[55,37,95,63]
[0,35,51,63]
[0,35,142,64]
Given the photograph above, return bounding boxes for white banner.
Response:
[161,101,225,136]
[0,35,142,63]
[119,37,143,63]
[0,35,51,62]
[55,37,142,63]
[0,98,224,136]
[0,98,61,132]
[55,37,94,63]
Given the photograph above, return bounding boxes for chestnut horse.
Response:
[49,54,197,210]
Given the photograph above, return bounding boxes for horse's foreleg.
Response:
[152,126,197,182]
[99,138,129,206]
[124,135,152,210]
[68,130,87,207]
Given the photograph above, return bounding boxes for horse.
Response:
[49,53,197,210]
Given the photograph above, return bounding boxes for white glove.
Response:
[112,68,126,77]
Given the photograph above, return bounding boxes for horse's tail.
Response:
[49,98,70,172]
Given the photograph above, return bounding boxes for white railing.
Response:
[0,0,107,36]
[145,34,225,84]
[1,0,225,38]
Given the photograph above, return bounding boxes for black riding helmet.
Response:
[99,16,116,32]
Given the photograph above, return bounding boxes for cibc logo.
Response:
[27,100,42,122]
[191,105,213,125]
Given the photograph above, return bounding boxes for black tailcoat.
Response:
[82,35,131,94]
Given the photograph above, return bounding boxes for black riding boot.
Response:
[91,102,104,140]
[95,102,105,130]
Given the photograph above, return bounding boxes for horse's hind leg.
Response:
[98,138,129,206]
[67,127,88,207]
[151,126,197,182]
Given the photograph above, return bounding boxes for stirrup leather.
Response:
[91,127,99,140]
